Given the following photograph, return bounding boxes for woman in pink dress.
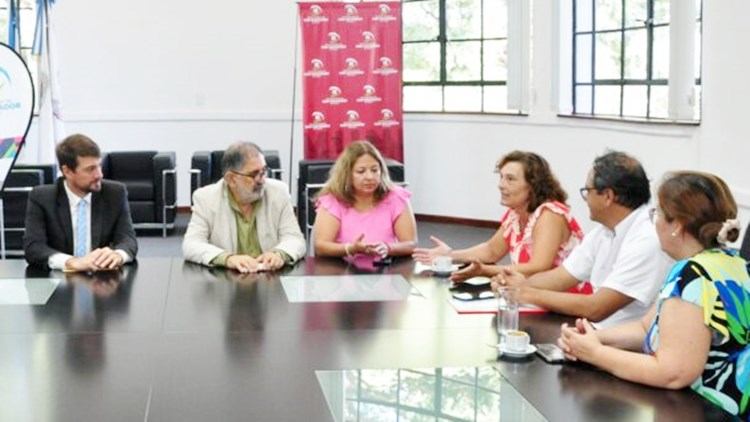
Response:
[313,141,416,260]
[413,151,584,285]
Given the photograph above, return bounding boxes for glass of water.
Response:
[496,287,519,344]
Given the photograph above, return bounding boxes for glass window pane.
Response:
[478,367,502,390]
[445,86,482,112]
[595,32,622,80]
[622,85,647,117]
[595,0,622,31]
[403,42,441,82]
[623,28,647,80]
[447,41,481,81]
[649,85,668,118]
[594,85,621,115]
[483,0,508,39]
[399,411,434,422]
[403,0,440,42]
[652,25,669,80]
[695,22,702,79]
[624,0,647,28]
[575,34,593,83]
[575,0,593,33]
[483,40,508,81]
[360,403,397,420]
[484,85,508,112]
[443,368,476,384]
[476,390,502,420]
[399,370,435,408]
[575,85,593,114]
[344,370,358,397]
[19,8,35,47]
[0,18,7,46]
[693,84,701,120]
[447,0,481,40]
[360,369,398,401]
[345,400,357,419]
[653,0,670,25]
[441,379,476,419]
[403,85,443,112]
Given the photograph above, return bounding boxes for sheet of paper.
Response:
[413,261,462,275]
[448,297,546,314]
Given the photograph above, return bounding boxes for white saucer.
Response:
[463,276,491,286]
[498,343,537,358]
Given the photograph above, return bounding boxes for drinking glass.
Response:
[496,287,519,343]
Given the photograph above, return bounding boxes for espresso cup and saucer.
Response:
[431,256,453,276]
[498,330,537,358]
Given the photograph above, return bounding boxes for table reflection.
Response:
[558,365,729,422]
[0,278,59,305]
[281,274,417,303]
[33,265,136,372]
[317,367,546,422]
[180,263,272,361]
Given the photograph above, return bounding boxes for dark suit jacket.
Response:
[23,178,138,268]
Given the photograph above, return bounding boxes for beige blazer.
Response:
[182,178,306,265]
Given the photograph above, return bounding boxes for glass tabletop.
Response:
[0,278,61,305]
[281,274,421,303]
[316,366,547,422]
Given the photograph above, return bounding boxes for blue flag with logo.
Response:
[7,0,20,52]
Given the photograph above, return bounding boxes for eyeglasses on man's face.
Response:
[648,207,660,224]
[232,166,268,181]
[579,187,596,201]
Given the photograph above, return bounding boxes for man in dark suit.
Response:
[23,134,138,271]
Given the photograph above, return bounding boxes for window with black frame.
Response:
[402,0,519,114]
[0,0,36,64]
[572,0,702,121]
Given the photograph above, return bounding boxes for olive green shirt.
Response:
[211,188,291,267]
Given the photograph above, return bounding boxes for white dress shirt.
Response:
[562,206,673,328]
[47,181,132,270]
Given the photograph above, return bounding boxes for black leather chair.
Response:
[297,158,405,242]
[190,149,283,201]
[1,164,58,257]
[740,222,750,262]
[101,151,177,237]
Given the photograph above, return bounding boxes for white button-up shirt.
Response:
[562,206,673,328]
[47,181,131,269]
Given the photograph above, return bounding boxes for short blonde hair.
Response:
[317,140,394,206]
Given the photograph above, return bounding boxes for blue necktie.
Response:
[75,200,88,257]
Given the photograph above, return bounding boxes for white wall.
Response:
[18,0,750,236]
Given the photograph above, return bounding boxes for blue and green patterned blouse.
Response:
[644,248,750,418]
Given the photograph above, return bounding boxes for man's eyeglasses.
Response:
[648,207,659,224]
[232,166,268,181]
[579,187,596,201]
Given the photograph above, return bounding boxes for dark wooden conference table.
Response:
[0,257,734,421]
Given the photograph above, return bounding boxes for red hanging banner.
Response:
[299,1,403,162]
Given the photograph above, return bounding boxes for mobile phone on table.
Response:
[536,343,565,363]
[373,257,393,266]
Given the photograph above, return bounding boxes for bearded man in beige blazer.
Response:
[182,142,306,273]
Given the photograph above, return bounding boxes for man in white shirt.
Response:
[494,151,672,328]
[23,134,137,271]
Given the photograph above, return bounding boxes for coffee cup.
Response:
[432,256,452,273]
[505,330,530,352]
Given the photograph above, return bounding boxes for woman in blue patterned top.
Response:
[558,171,750,418]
